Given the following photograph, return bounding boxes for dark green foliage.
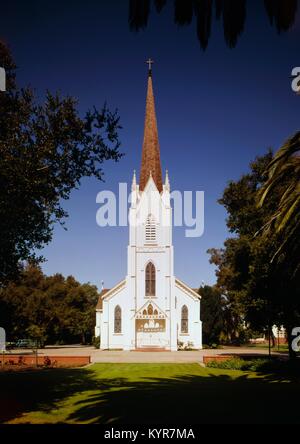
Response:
[175,0,194,26]
[92,336,100,349]
[258,133,300,358]
[209,149,300,359]
[198,285,225,345]
[0,264,99,345]
[128,0,296,50]
[206,357,300,376]
[259,132,300,270]
[264,0,297,32]
[219,150,273,236]
[129,0,150,30]
[0,41,122,284]
[206,357,248,370]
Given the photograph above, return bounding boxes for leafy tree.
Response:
[257,132,300,357]
[0,41,122,284]
[208,152,273,338]
[129,0,297,50]
[0,264,99,345]
[198,285,225,345]
[63,281,98,344]
[258,131,300,268]
[209,150,300,358]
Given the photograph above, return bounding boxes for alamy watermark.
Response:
[0,327,6,352]
[96,183,205,238]
[291,67,300,93]
[0,67,6,91]
[291,327,300,352]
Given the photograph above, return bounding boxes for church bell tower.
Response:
[126,60,177,350]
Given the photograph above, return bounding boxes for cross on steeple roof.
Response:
[146,58,154,72]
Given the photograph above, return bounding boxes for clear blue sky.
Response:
[1,1,300,289]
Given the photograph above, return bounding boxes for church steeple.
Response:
[139,60,163,193]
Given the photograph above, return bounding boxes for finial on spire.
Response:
[131,169,137,190]
[165,169,170,191]
[146,58,154,76]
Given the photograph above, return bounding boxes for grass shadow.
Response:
[1,364,300,424]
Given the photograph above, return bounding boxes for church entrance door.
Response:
[136,318,167,348]
[135,303,168,349]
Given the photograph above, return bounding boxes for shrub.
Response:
[206,358,245,370]
[18,356,26,366]
[244,359,270,372]
[203,343,222,349]
[244,358,300,375]
[43,356,52,367]
[177,341,184,350]
[206,357,281,372]
[92,336,100,349]
[184,341,194,350]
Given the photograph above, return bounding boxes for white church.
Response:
[95,63,202,351]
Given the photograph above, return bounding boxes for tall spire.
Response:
[139,60,163,193]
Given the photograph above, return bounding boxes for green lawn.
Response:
[0,363,299,424]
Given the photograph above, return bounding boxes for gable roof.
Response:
[95,280,200,310]
[95,279,126,310]
[175,278,201,300]
[134,300,168,319]
[96,289,110,310]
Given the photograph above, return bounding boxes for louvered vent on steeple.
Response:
[145,214,157,243]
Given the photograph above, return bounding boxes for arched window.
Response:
[145,214,157,243]
[181,305,188,334]
[114,305,121,333]
[148,304,153,315]
[145,262,156,296]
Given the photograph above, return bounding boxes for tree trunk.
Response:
[271,331,276,348]
[286,324,297,360]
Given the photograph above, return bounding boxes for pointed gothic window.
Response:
[181,305,188,334]
[145,214,157,243]
[114,305,122,333]
[145,262,156,296]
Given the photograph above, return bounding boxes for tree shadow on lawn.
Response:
[1,366,300,424]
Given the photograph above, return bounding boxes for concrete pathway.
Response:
[89,347,284,363]
[8,345,286,364]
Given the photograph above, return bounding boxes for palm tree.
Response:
[129,0,297,50]
[258,131,300,267]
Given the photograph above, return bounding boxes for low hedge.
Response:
[206,357,300,375]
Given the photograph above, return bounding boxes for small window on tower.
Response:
[145,214,157,244]
[145,262,156,296]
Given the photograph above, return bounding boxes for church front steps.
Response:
[132,348,169,352]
